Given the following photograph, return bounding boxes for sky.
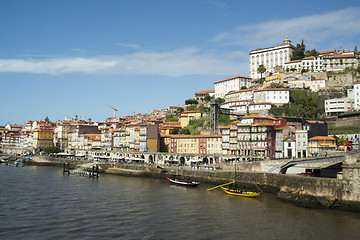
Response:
[1,0,360,125]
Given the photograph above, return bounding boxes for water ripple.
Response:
[1,165,360,240]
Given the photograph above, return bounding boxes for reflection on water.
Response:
[0,164,360,240]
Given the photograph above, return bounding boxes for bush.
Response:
[270,90,324,119]
[186,105,197,111]
[45,146,61,154]
[165,114,179,122]
[185,99,198,105]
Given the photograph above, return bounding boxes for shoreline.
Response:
[22,156,360,213]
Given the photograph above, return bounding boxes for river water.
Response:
[1,164,360,240]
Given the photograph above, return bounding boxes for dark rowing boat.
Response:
[165,176,200,186]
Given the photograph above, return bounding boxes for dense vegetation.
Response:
[45,146,61,154]
[269,90,324,119]
[165,114,179,122]
[329,125,360,135]
[292,40,318,61]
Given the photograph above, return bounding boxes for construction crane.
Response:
[105,104,118,118]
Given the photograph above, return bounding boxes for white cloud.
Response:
[0,47,247,76]
[212,7,360,50]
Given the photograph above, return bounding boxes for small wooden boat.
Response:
[220,186,260,198]
[166,176,200,186]
[208,162,262,198]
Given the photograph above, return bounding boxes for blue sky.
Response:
[1,0,360,125]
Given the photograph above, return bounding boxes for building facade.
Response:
[249,37,295,79]
[214,75,253,98]
[325,98,354,116]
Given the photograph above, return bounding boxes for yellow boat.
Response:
[221,186,261,198]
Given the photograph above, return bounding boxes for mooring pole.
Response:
[63,163,70,174]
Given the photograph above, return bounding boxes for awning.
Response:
[189,159,201,163]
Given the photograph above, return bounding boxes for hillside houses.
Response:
[2,38,358,161]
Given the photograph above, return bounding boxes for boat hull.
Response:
[166,177,200,186]
[221,187,260,197]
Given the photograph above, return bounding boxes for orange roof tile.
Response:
[195,89,215,95]
[302,56,316,60]
[254,88,287,92]
[306,120,325,124]
[214,75,251,84]
[170,134,222,138]
[333,54,355,58]
[319,50,335,55]
[309,136,335,141]
[225,88,256,95]
[285,59,301,64]
[251,123,276,126]
[242,114,267,119]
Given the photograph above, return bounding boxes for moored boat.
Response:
[166,176,200,186]
[220,186,260,198]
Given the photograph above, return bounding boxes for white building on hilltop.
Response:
[214,75,252,98]
[249,37,295,79]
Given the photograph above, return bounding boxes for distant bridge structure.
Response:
[268,155,346,174]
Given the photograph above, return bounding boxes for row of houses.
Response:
[1,113,335,160]
[220,114,333,159]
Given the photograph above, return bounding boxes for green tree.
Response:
[216,98,225,104]
[185,99,198,105]
[165,114,179,122]
[45,146,61,154]
[292,40,306,60]
[170,127,181,134]
[186,105,197,111]
[257,64,266,79]
[241,86,247,90]
[197,106,209,113]
[333,136,347,146]
[270,90,324,119]
[203,95,212,102]
[305,49,318,57]
[179,128,190,135]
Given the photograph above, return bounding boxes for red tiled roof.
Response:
[333,53,355,58]
[319,50,335,55]
[225,88,256,95]
[170,134,222,138]
[181,111,201,114]
[195,89,215,95]
[250,41,293,53]
[302,56,316,60]
[242,114,267,119]
[214,75,251,84]
[309,136,335,141]
[285,59,301,64]
[254,88,287,92]
[306,120,325,124]
[251,123,276,127]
